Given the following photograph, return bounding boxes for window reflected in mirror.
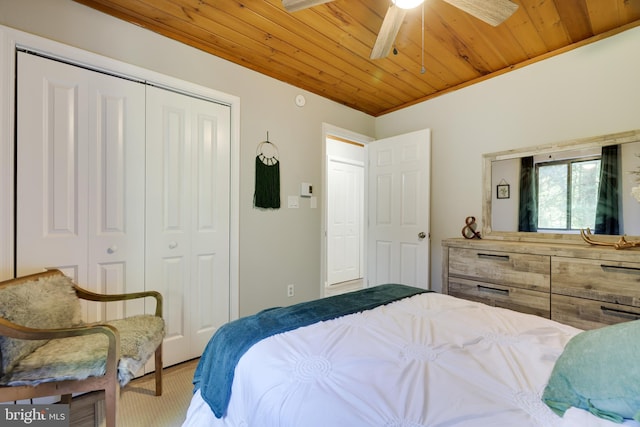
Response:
[486,131,640,240]
[537,156,601,231]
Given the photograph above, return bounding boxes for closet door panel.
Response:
[96,263,128,322]
[89,76,146,321]
[160,256,188,343]
[16,52,146,322]
[146,87,193,365]
[191,104,230,354]
[17,53,89,281]
[146,86,230,365]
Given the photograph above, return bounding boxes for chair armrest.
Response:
[0,316,118,342]
[73,286,163,318]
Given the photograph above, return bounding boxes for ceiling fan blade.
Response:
[370,5,407,60]
[442,0,518,26]
[282,0,334,12]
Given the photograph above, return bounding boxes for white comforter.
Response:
[183,292,639,427]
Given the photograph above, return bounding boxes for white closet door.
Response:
[146,86,230,365]
[16,52,146,322]
[327,158,363,285]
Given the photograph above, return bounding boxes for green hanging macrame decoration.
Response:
[254,136,280,209]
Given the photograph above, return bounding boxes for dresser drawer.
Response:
[552,257,640,307]
[448,277,550,318]
[551,293,640,330]
[448,247,550,292]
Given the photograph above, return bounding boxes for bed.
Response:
[182,284,640,427]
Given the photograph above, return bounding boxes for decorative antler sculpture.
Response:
[580,228,640,250]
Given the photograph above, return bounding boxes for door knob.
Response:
[169,241,178,249]
[107,245,118,254]
[418,232,426,239]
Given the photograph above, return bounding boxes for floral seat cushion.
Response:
[0,315,164,387]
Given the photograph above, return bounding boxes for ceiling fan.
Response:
[282,0,519,59]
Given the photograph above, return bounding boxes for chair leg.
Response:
[104,384,119,427]
[154,345,163,396]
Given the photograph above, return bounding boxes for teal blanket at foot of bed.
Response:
[193,283,429,418]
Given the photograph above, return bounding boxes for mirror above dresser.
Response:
[482,129,640,242]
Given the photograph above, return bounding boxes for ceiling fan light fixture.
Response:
[392,0,424,10]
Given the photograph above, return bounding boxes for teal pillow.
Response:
[542,319,640,423]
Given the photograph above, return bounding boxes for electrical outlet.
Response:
[287,284,295,297]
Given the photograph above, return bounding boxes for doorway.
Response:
[322,125,432,296]
[326,138,365,295]
[322,126,372,297]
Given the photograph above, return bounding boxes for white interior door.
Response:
[327,158,364,285]
[145,86,230,366]
[16,52,146,321]
[368,129,431,289]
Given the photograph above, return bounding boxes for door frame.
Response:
[321,123,373,296]
[0,25,241,321]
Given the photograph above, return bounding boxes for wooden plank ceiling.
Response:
[74,0,640,116]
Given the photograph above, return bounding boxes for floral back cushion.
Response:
[0,274,82,374]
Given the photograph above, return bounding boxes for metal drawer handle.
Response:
[600,305,640,319]
[477,253,510,261]
[600,264,640,274]
[477,284,509,295]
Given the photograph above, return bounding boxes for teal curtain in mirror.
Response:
[594,145,620,235]
[518,156,537,232]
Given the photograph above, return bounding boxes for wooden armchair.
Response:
[0,269,165,427]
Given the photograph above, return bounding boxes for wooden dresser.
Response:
[442,238,640,329]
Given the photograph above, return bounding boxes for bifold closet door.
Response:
[16,52,146,322]
[16,51,232,367]
[145,86,231,366]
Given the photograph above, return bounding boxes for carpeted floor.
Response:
[70,358,199,427]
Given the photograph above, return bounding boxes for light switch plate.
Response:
[300,182,312,197]
[288,196,299,208]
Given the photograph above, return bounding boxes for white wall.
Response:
[0,0,374,316]
[622,141,640,236]
[376,26,640,292]
[491,158,519,232]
